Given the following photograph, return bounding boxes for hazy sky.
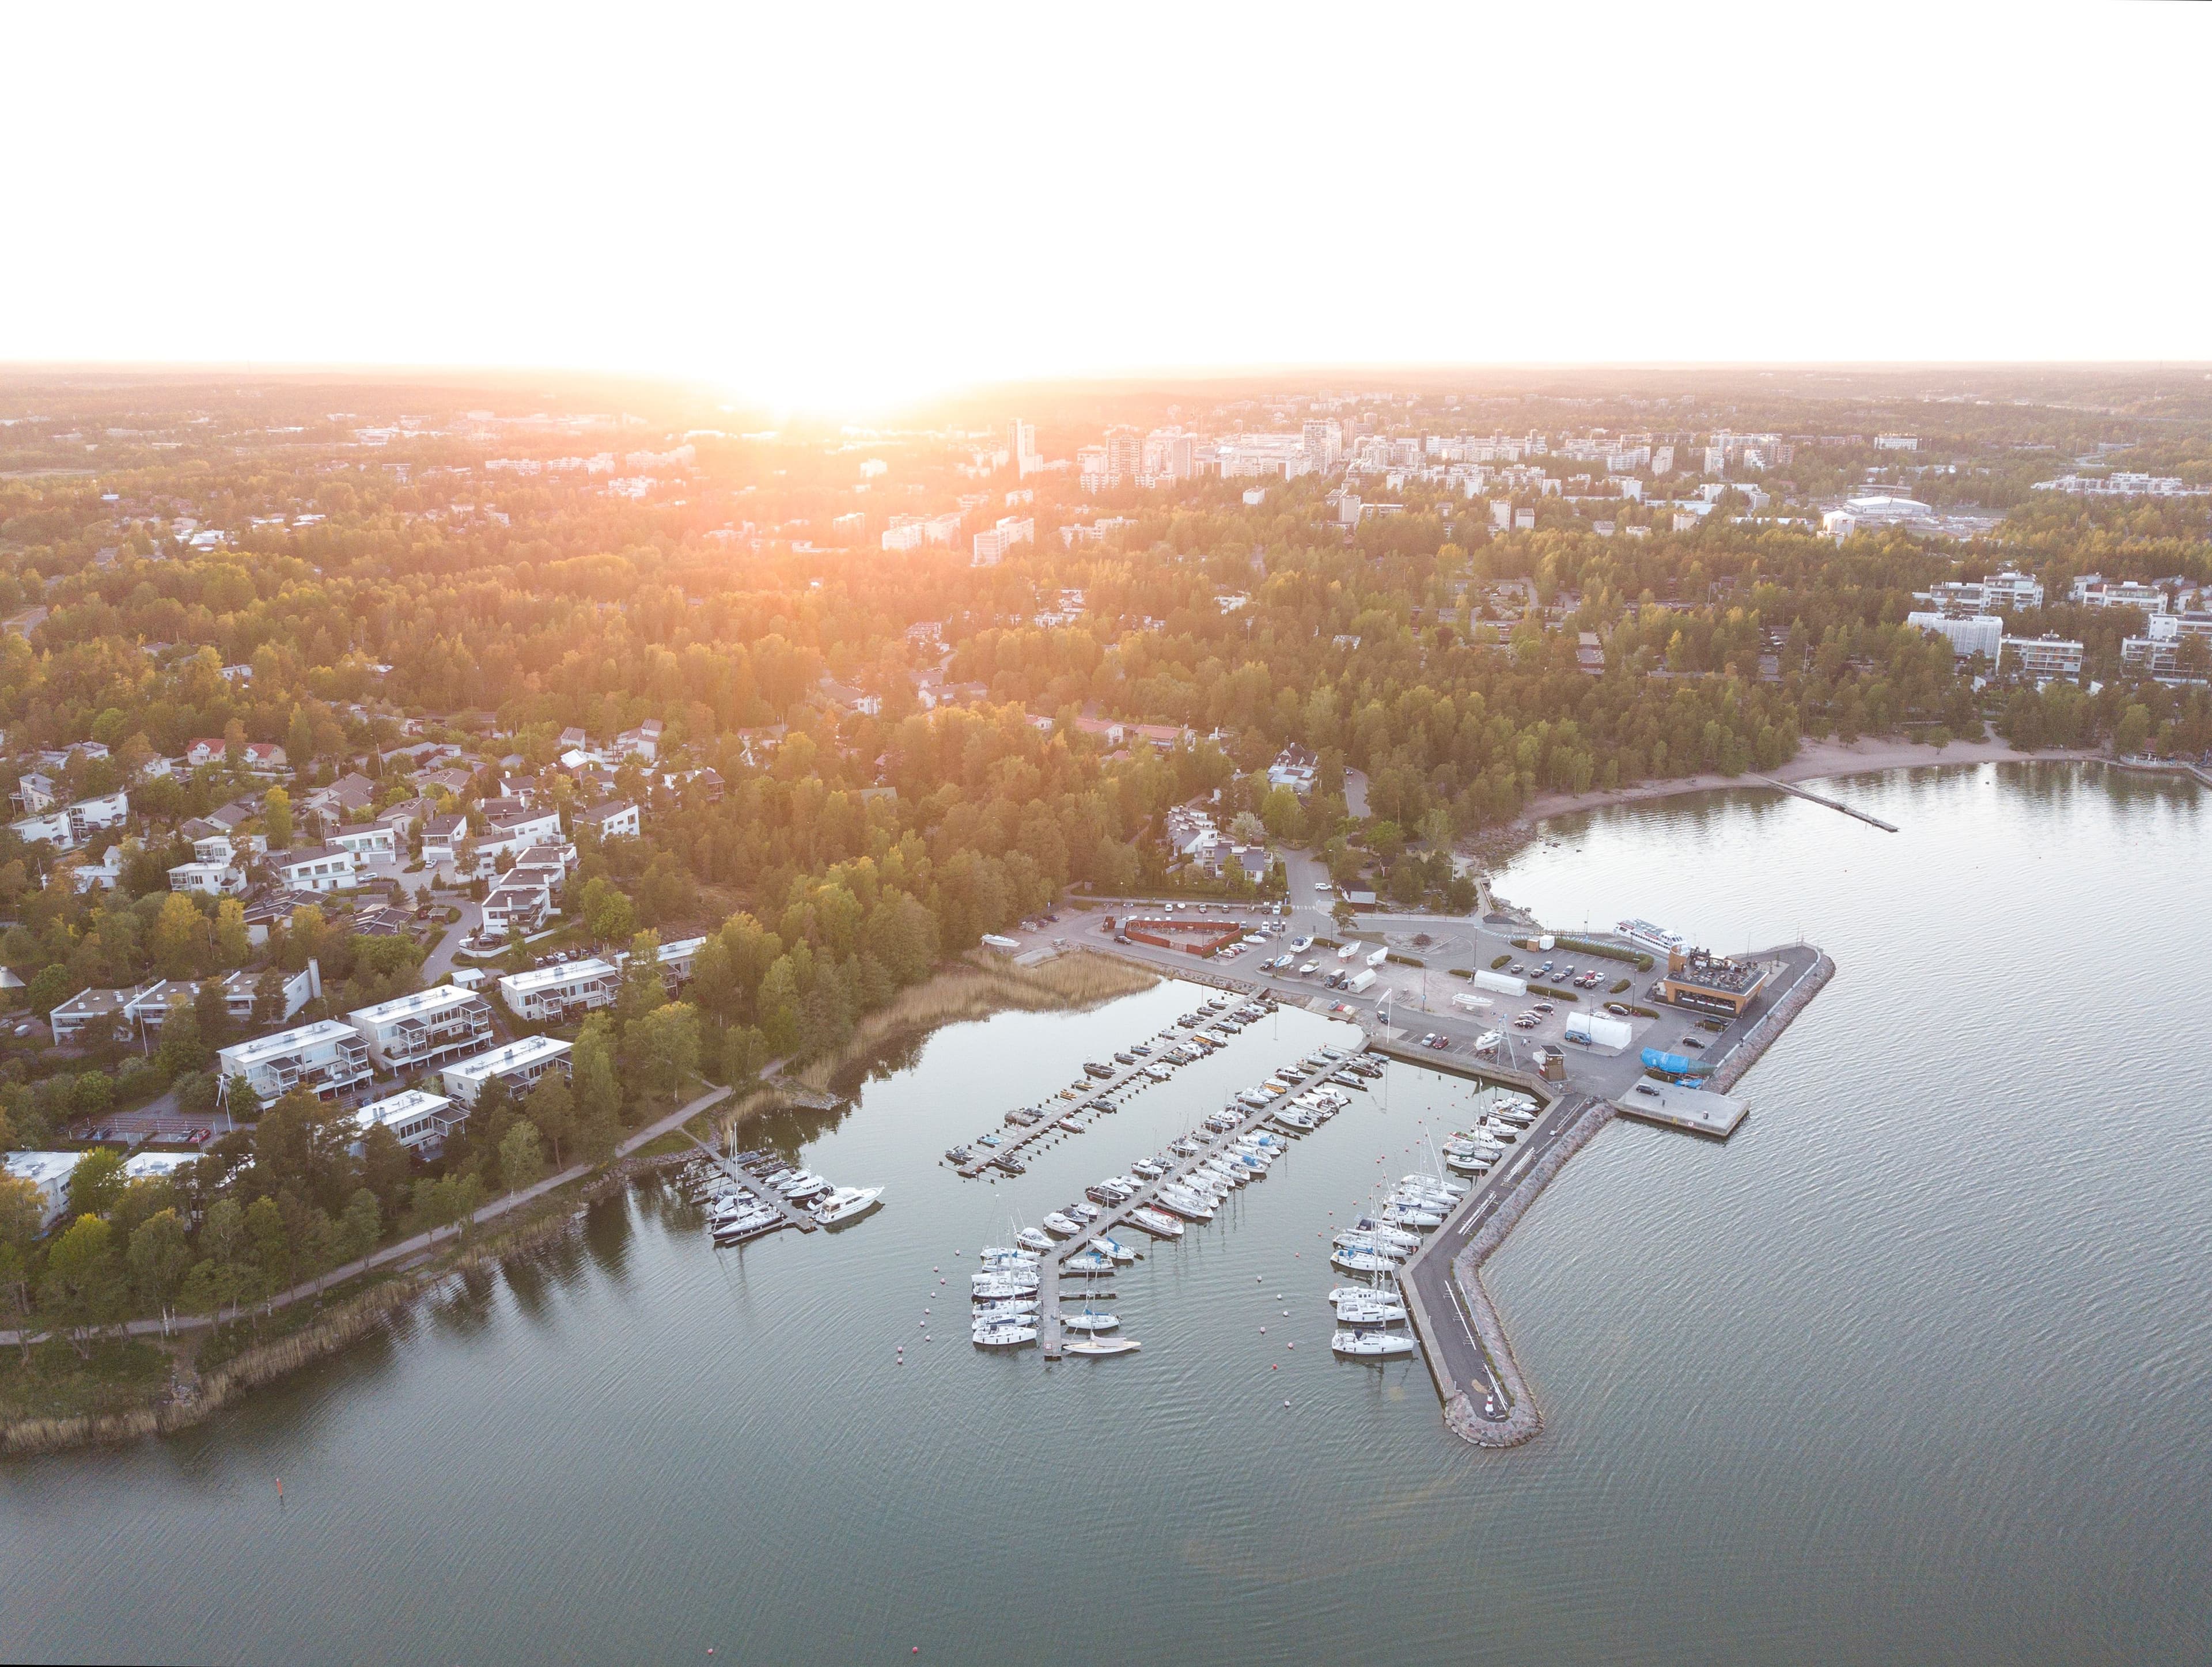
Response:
[7,2,2207,411]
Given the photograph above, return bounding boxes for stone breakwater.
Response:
[1442,1093,1621,1450]
[1713,952,1835,1095]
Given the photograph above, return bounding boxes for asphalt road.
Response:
[1400,1088,1596,1417]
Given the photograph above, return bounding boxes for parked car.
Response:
[1604,1002,1630,1017]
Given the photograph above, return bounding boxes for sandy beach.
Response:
[1508,737,2106,831]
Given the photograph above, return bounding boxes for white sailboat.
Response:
[1066,1335,1141,1356]
[1331,1329,1415,1358]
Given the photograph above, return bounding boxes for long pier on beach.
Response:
[1750,774,1899,832]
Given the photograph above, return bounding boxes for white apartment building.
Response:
[1907,612,2003,660]
[441,1035,572,1105]
[2034,472,2210,498]
[2002,635,2085,681]
[217,1018,374,1106]
[274,845,359,893]
[971,515,1034,567]
[7,788,130,853]
[615,934,707,990]
[52,963,321,1045]
[2069,575,2166,613]
[348,985,496,1073]
[498,958,621,1022]
[350,1088,461,1154]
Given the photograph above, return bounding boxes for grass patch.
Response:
[1490,953,1513,970]
[1385,953,1425,968]
[1528,983,1582,1002]
[0,1336,171,1426]
[1610,978,1631,994]
[1627,1005,1660,1019]
[1448,967,1472,980]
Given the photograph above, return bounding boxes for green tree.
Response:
[264,785,296,851]
[336,1188,381,1264]
[524,1074,575,1168]
[628,1001,700,1101]
[359,1122,411,1214]
[151,891,210,979]
[0,1173,44,1361]
[214,897,251,967]
[498,1120,546,1194]
[67,1147,128,1218]
[573,1014,622,1132]
[40,1215,126,1353]
[126,1208,192,1320]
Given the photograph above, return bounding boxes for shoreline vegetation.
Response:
[2,953,1154,1457]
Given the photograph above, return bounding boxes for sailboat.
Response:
[1331,1328,1415,1358]
[1066,1333,1141,1356]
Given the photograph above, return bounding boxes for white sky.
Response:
[5,2,2208,414]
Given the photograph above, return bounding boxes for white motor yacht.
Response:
[1332,1329,1416,1358]
[1040,1213,1084,1238]
[810,1186,883,1227]
[1016,1227,1055,1253]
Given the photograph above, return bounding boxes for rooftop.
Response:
[349,985,488,1026]
[218,1018,363,1066]
[499,958,618,995]
[445,1035,573,1080]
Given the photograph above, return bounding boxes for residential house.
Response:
[421,813,468,865]
[350,1088,463,1154]
[328,824,397,862]
[498,959,620,1022]
[274,844,359,894]
[169,856,248,896]
[1266,745,1318,796]
[614,719,664,762]
[441,1035,573,1105]
[347,986,495,1073]
[10,772,58,815]
[1,1151,79,1230]
[574,799,641,842]
[216,1019,373,1105]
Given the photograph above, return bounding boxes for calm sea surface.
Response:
[6,761,2209,1666]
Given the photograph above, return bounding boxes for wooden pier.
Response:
[681,1131,820,1232]
[1749,774,1899,832]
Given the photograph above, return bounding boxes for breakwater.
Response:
[1438,1092,1620,1449]
[1713,952,1834,1094]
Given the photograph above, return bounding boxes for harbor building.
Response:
[1657,947,1771,1018]
[441,1035,572,1105]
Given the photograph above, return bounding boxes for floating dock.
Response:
[681,1132,820,1232]
[1750,774,1899,832]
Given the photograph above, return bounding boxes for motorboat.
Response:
[1331,1329,1415,1358]
[1065,1336,1141,1357]
[1472,1030,1503,1054]
[1059,1310,1120,1333]
[1130,1159,1166,1180]
[810,1186,884,1227]
[1015,1228,1055,1253]
[1236,1090,1272,1110]
[1041,1213,1084,1239]
[1087,1182,1132,1206]
[1068,1200,1103,1222]
[945,1146,971,1164]
[1169,1138,1201,1157]
[1113,1051,1136,1064]
[1128,1207,1184,1238]
[971,1322,1039,1348]
[976,1132,1002,1147]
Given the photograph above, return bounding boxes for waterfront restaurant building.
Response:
[1657,947,1772,1018]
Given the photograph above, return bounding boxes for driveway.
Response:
[420,900,483,983]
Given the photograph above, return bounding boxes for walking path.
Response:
[1,1081,736,1348]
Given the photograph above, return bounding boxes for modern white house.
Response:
[273,844,359,893]
[616,935,707,990]
[350,1088,462,1154]
[441,1035,572,1105]
[574,799,641,841]
[168,858,248,896]
[9,788,130,853]
[328,824,397,861]
[216,1018,373,1106]
[347,985,495,1073]
[498,958,620,1022]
